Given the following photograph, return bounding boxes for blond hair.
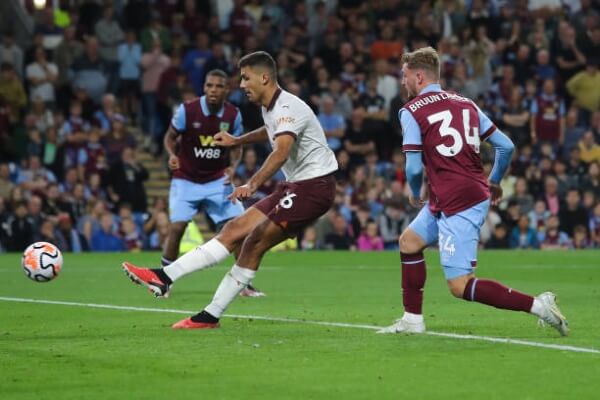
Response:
[401,47,440,80]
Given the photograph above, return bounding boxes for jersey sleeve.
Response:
[232,111,243,137]
[400,109,422,152]
[170,104,186,133]
[475,105,497,141]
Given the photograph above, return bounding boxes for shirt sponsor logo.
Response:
[275,116,295,127]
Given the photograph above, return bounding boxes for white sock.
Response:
[163,239,230,282]
[402,312,424,324]
[205,264,256,318]
[530,297,544,317]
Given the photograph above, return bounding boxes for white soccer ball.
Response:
[21,242,63,282]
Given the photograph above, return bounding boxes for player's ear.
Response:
[262,73,269,85]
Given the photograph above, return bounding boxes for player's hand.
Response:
[214,131,237,147]
[489,182,503,206]
[409,194,424,207]
[168,154,180,170]
[228,184,255,204]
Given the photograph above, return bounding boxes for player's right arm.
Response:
[165,104,186,170]
[214,125,268,147]
[399,109,424,207]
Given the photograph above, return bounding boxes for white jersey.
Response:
[262,89,338,182]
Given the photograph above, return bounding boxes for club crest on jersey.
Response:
[192,121,202,129]
[219,122,230,132]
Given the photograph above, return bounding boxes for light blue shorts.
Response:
[169,177,244,224]
[408,199,490,280]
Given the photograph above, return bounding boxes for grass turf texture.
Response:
[1,250,599,399]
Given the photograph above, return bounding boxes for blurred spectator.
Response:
[566,59,600,115]
[0,163,14,199]
[324,213,355,250]
[559,189,589,237]
[581,162,600,197]
[528,199,551,240]
[54,26,83,111]
[56,212,87,252]
[509,214,539,249]
[91,212,125,251]
[72,37,108,103]
[0,63,26,113]
[486,223,510,249]
[26,46,58,105]
[107,147,149,215]
[102,114,136,165]
[141,12,172,54]
[117,31,142,120]
[530,79,565,150]
[95,5,124,63]
[542,175,561,215]
[229,0,255,46]
[344,108,375,168]
[506,177,534,214]
[540,215,571,250]
[357,220,384,251]
[578,131,600,163]
[571,225,591,249]
[5,201,34,251]
[299,225,318,250]
[121,217,143,251]
[141,39,170,149]
[93,94,118,134]
[378,198,408,250]
[0,33,24,80]
[183,32,212,95]
[318,95,345,153]
[147,210,169,250]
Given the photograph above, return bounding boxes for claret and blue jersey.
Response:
[400,83,515,279]
[168,96,245,224]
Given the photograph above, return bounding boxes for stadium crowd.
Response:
[1,0,599,254]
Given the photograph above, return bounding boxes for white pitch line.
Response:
[1,296,598,355]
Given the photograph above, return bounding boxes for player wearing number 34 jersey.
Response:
[378,47,569,336]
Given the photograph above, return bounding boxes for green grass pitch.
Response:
[1,250,599,399]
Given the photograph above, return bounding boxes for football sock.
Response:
[530,298,544,317]
[402,311,424,324]
[204,264,256,318]
[151,268,172,285]
[462,278,534,312]
[160,256,174,267]
[191,310,219,324]
[401,252,427,315]
[163,238,230,282]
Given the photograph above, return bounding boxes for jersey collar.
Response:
[200,96,225,117]
[266,87,282,111]
[419,83,442,95]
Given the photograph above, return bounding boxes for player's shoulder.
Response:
[275,90,312,115]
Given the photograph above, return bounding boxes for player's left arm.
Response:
[228,133,295,203]
[478,107,515,205]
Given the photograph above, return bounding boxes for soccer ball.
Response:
[21,242,63,282]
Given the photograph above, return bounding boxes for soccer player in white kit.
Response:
[123,51,338,329]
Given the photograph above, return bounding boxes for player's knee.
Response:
[399,231,419,254]
[447,276,469,298]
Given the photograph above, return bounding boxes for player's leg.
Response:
[204,177,266,297]
[172,219,288,329]
[441,200,568,336]
[123,207,268,297]
[161,221,187,266]
[378,205,439,334]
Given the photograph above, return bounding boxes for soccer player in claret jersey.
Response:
[123,69,263,297]
[378,47,568,336]
[123,51,338,329]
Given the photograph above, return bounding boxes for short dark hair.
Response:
[205,69,228,80]
[238,51,277,78]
